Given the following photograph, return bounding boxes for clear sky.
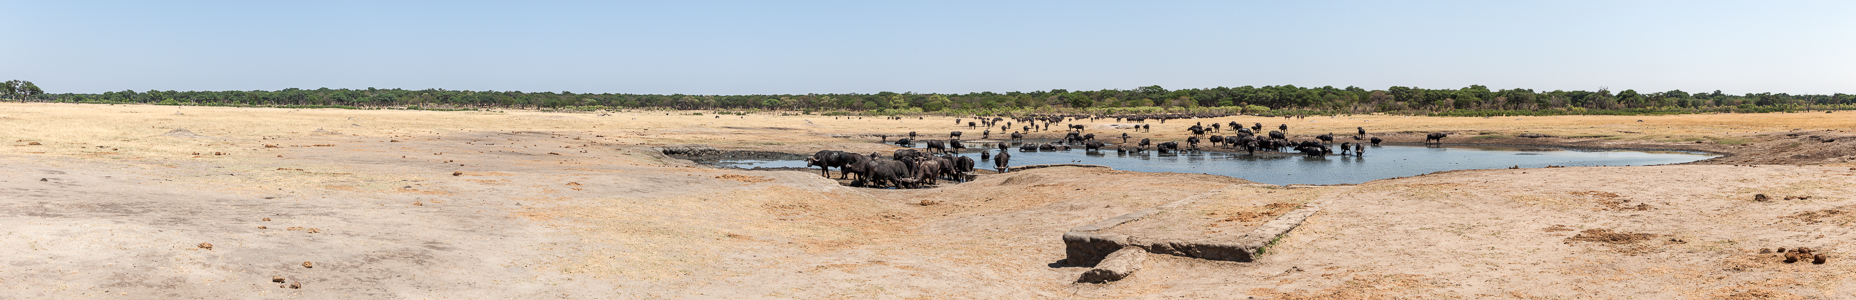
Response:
[4,1,1851,95]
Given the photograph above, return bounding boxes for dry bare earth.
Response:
[1,103,1854,298]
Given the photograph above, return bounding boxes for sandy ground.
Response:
[2,103,1855,299]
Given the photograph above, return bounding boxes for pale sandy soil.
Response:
[1,103,1854,299]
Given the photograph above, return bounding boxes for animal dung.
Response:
[413,202,424,206]
[1814,254,1828,264]
[1760,248,1772,254]
[198,242,213,250]
[1778,247,1788,253]
[272,276,285,283]
[26,142,41,145]
[1796,247,1812,255]
[452,171,463,176]
[258,226,267,229]
[262,218,270,221]
[1785,253,1802,263]
[306,228,321,233]
[919,199,938,206]
[302,261,314,268]
[1754,194,1771,202]
[390,140,400,142]
[288,281,302,289]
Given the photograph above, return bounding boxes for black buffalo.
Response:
[950,131,962,139]
[1426,133,1448,144]
[925,140,947,153]
[1370,136,1383,145]
[1268,131,1286,140]
[1156,141,1180,153]
[1084,141,1105,151]
[993,151,1011,172]
[805,150,855,179]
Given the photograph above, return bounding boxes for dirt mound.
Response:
[997,173,1048,186]
[161,128,211,138]
[1783,206,1852,225]
[1565,228,1656,244]
[1568,191,1653,211]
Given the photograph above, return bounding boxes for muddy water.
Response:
[710,140,1716,185]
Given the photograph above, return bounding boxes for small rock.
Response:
[27,142,41,145]
[1077,246,1148,283]
[198,243,213,250]
[1778,247,1788,253]
[452,171,463,176]
[302,261,313,268]
[288,281,301,289]
[1814,254,1828,264]
[39,178,47,182]
[1754,194,1770,202]
[414,202,424,206]
[258,226,267,229]
[272,276,285,283]
[262,218,270,221]
[306,228,320,233]
[1760,248,1772,254]
[1797,247,1813,255]
[918,200,938,206]
[1784,253,1800,263]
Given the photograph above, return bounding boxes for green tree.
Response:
[923,94,951,111]
[1064,93,1093,108]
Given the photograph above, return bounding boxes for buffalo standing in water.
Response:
[1138,138,1152,148]
[895,138,913,147]
[1354,143,1365,157]
[993,151,1012,172]
[1426,133,1449,145]
[1316,133,1334,144]
[1156,141,1180,153]
[1084,141,1105,151]
[1010,132,1024,142]
[924,140,947,153]
[948,139,967,152]
[980,150,991,161]
[1370,136,1384,145]
[909,131,917,139]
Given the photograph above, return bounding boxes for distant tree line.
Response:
[9,81,1854,115]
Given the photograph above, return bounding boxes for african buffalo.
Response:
[1156,141,1180,153]
[1426,133,1448,144]
[1370,136,1383,145]
[925,140,947,153]
[993,151,1011,172]
[805,150,853,178]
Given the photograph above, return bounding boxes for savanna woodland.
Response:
[7,80,1854,117]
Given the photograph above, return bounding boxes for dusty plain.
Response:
[2,103,1856,299]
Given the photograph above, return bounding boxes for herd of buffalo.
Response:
[807,114,1453,189]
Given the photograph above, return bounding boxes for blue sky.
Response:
[4,1,1851,95]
